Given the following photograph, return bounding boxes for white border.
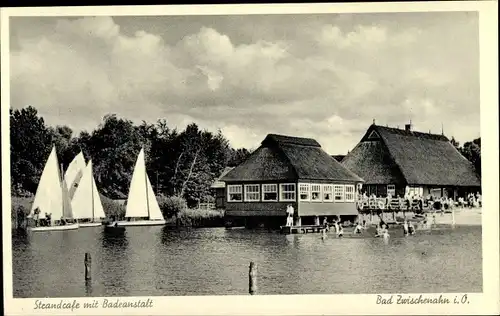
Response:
[2,2,499,315]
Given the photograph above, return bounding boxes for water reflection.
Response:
[12,225,482,297]
[99,228,130,296]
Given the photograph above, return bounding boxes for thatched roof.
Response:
[342,124,481,186]
[210,167,235,189]
[222,134,364,183]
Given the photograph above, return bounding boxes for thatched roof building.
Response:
[223,134,363,183]
[341,123,481,199]
[222,134,363,225]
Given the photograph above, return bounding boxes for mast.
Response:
[90,163,95,221]
[144,149,150,219]
[60,162,64,219]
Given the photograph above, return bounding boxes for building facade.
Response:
[210,167,234,209]
[341,123,481,200]
[222,134,364,228]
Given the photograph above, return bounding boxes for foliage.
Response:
[10,106,252,206]
[158,195,187,219]
[100,194,126,220]
[11,196,33,228]
[169,208,224,227]
[451,136,481,175]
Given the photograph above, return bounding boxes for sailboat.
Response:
[65,151,86,199]
[71,160,107,227]
[117,148,166,226]
[27,146,79,232]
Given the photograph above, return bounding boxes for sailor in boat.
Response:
[33,209,40,227]
[60,217,67,226]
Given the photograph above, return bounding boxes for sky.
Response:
[9,11,480,154]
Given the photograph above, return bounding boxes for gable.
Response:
[367,130,380,140]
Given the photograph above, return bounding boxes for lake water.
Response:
[12,225,482,297]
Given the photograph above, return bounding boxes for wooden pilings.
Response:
[84,252,92,280]
[249,261,257,295]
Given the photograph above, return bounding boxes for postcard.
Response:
[1,2,498,315]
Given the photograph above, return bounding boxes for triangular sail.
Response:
[146,175,163,220]
[30,146,63,220]
[65,151,86,199]
[125,148,163,220]
[71,160,106,220]
[61,178,74,219]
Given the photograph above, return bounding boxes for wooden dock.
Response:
[280,225,326,234]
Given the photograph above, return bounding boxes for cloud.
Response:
[10,14,480,154]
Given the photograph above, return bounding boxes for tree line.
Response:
[10,106,251,208]
[450,136,481,175]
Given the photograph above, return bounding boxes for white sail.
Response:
[125,148,163,220]
[146,175,164,220]
[30,146,63,220]
[71,160,106,220]
[61,177,74,219]
[65,151,86,199]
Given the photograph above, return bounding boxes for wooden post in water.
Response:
[84,253,92,280]
[249,261,257,295]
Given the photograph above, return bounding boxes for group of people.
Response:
[32,208,68,227]
[358,191,482,212]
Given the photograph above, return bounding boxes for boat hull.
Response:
[28,223,80,232]
[79,222,103,227]
[116,220,166,227]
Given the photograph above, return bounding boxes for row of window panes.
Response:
[228,183,355,202]
[227,183,296,202]
[299,183,355,202]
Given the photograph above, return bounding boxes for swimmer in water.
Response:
[354,222,363,234]
[382,227,390,240]
[337,224,344,238]
[408,221,415,235]
[403,220,409,236]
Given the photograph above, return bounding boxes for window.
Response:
[345,185,355,202]
[323,184,333,202]
[311,184,322,202]
[334,185,345,202]
[262,184,278,201]
[299,183,310,201]
[227,185,242,202]
[280,183,296,201]
[244,184,260,202]
[387,184,396,197]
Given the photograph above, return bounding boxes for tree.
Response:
[460,137,481,175]
[89,114,144,198]
[10,106,53,195]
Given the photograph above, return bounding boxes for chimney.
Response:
[405,120,412,131]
